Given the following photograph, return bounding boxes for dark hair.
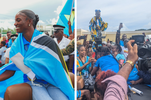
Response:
[100,46,110,56]
[1,41,6,46]
[114,44,122,53]
[94,70,116,98]
[19,10,39,29]
[78,45,84,51]
[7,31,11,34]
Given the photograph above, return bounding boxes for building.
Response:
[77,29,151,43]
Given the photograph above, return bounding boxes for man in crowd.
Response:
[0,41,7,66]
[6,31,12,48]
[53,25,74,72]
[89,10,108,41]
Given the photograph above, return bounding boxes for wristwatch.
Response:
[126,60,134,67]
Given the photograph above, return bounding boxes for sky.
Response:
[0,0,67,29]
[77,0,151,32]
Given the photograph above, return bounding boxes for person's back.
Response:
[96,55,119,73]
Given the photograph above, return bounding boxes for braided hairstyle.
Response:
[19,9,39,29]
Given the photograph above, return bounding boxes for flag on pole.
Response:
[57,0,75,36]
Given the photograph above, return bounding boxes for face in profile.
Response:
[14,13,29,33]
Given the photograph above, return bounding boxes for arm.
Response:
[89,58,96,73]
[61,39,74,55]
[103,40,138,100]
[77,57,91,72]
[117,40,138,80]
[68,21,72,35]
[68,55,74,72]
[130,78,143,85]
[5,58,9,64]
[0,70,15,81]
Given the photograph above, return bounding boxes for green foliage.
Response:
[0,27,16,34]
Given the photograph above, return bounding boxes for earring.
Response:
[29,24,30,26]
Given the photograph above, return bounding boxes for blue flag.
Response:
[57,0,75,36]
[7,29,74,100]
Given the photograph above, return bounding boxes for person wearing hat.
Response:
[53,25,74,72]
[4,34,18,64]
[89,10,108,41]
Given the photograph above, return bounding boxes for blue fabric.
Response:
[0,69,24,98]
[8,29,74,100]
[77,90,81,98]
[116,54,126,62]
[95,55,119,73]
[127,65,140,84]
[138,71,151,84]
[77,56,91,75]
[57,0,75,36]
[8,39,12,48]
[120,40,124,46]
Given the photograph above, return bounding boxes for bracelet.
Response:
[126,60,134,67]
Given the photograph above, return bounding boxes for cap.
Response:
[53,25,65,31]
[95,10,101,12]
[102,41,107,44]
[11,34,18,38]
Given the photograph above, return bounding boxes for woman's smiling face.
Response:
[14,13,29,33]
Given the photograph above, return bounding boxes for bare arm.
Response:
[117,40,138,80]
[77,57,91,72]
[0,70,15,81]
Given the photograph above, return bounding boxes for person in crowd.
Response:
[106,43,111,49]
[0,33,2,42]
[2,36,8,44]
[94,70,116,100]
[77,45,95,76]
[61,39,74,56]
[77,89,91,100]
[0,9,73,100]
[128,64,141,85]
[89,10,108,41]
[91,46,119,76]
[53,25,74,72]
[95,40,138,100]
[111,44,125,67]
[102,41,107,47]
[4,34,18,64]
[0,41,7,66]
[45,31,49,36]
[6,31,12,48]
[121,39,129,60]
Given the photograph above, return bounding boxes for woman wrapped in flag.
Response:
[0,9,74,100]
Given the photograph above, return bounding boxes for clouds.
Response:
[51,0,67,24]
[1,0,64,29]
[77,0,151,32]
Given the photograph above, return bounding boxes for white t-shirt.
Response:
[54,36,71,61]
[0,46,7,64]
[121,46,128,60]
[4,47,11,58]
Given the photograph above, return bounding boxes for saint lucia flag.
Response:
[0,29,74,100]
[57,0,75,36]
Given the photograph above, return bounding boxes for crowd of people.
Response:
[0,9,75,100]
[76,9,151,100]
